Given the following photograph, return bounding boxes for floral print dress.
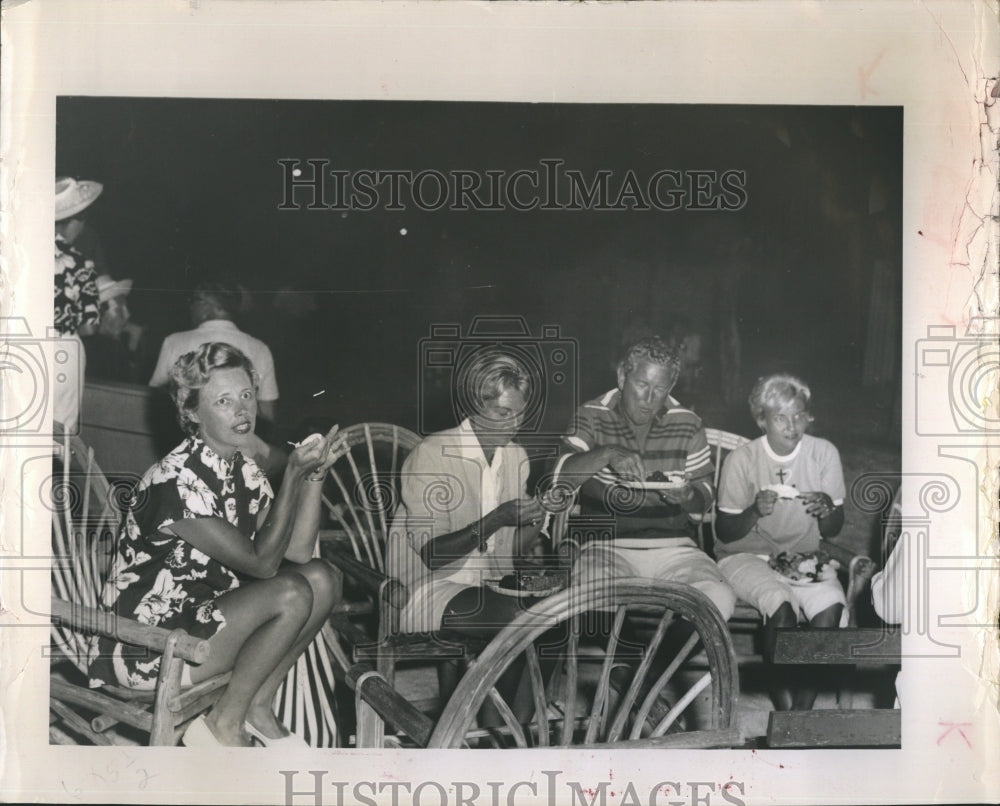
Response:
[88,437,273,690]
[54,235,100,336]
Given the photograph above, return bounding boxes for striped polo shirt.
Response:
[559,388,714,546]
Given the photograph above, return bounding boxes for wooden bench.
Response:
[766,627,901,748]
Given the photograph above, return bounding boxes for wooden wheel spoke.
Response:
[650,672,712,737]
[558,619,580,746]
[485,687,528,748]
[524,644,549,747]
[585,605,628,744]
[344,450,383,571]
[606,608,675,743]
[425,580,739,749]
[362,424,390,554]
[630,629,701,740]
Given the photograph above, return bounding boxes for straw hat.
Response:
[55,176,103,221]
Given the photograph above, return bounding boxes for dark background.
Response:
[57,98,902,450]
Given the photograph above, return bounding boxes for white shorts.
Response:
[399,578,475,634]
[571,541,737,621]
[717,553,846,622]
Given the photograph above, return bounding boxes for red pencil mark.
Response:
[937,721,972,748]
[858,49,887,100]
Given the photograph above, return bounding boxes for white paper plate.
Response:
[764,483,801,499]
[782,575,819,586]
[485,578,564,598]
[618,475,687,491]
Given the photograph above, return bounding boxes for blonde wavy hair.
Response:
[169,342,259,436]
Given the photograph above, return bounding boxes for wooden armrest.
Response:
[346,663,434,747]
[51,597,210,665]
[320,542,409,610]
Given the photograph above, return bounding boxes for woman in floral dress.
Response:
[88,342,342,747]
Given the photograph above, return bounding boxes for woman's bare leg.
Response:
[791,603,844,710]
[764,602,798,712]
[188,573,314,745]
[243,559,343,738]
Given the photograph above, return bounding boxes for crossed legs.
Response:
[189,559,342,745]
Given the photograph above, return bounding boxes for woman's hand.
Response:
[287,426,341,480]
[801,491,835,519]
[753,488,778,518]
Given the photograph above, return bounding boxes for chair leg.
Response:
[151,630,185,745]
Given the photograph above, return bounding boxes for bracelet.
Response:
[307,473,326,483]
[469,522,483,551]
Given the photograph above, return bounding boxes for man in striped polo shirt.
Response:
[555,336,736,620]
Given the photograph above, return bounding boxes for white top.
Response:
[716,434,845,558]
[148,319,279,401]
[443,418,506,582]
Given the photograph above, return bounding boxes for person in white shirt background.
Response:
[149,280,280,425]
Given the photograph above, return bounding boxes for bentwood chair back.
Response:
[49,430,342,746]
[48,431,222,746]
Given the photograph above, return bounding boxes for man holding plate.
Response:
[553,336,736,621]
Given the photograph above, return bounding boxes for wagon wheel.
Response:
[428,578,740,749]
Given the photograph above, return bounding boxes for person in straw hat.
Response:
[54,176,104,430]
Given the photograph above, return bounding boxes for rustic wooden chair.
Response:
[315,422,488,744]
[48,431,225,745]
[49,430,344,746]
[346,579,742,748]
[317,422,421,653]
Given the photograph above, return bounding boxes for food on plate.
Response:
[498,572,563,593]
[768,550,841,583]
[763,483,800,499]
[646,470,686,484]
[288,432,325,448]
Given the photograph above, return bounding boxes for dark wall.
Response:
[57,98,902,441]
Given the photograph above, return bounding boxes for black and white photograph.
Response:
[1,2,997,804]
[49,95,903,751]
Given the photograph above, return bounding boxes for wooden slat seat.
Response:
[766,627,901,748]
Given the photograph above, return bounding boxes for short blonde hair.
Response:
[456,348,532,416]
[169,342,259,436]
[748,373,811,421]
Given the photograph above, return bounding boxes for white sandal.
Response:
[244,721,310,748]
[181,715,224,747]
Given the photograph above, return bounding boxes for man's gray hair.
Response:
[618,335,681,383]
